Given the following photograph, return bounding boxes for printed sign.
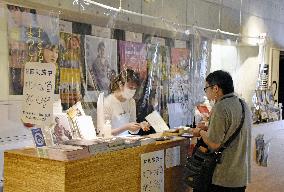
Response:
[125,31,142,43]
[141,150,164,192]
[59,20,72,33]
[22,62,55,125]
[165,146,180,168]
[174,40,186,48]
[151,37,165,46]
[91,25,111,38]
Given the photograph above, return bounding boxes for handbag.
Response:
[185,98,245,191]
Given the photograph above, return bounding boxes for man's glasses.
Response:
[203,85,215,92]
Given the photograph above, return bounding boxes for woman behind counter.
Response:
[104,69,150,136]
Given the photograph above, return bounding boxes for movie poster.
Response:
[7,5,59,95]
[85,35,117,96]
[170,48,190,103]
[169,48,191,127]
[59,32,83,110]
[136,44,170,125]
[119,41,147,80]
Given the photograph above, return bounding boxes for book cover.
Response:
[51,113,73,145]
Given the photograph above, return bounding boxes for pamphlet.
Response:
[145,111,169,133]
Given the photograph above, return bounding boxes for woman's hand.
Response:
[140,121,150,131]
[125,122,141,132]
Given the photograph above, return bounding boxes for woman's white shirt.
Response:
[104,94,138,136]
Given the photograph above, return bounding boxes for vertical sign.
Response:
[141,150,164,192]
[165,146,180,168]
[22,62,55,125]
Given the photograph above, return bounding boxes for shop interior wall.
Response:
[211,42,259,107]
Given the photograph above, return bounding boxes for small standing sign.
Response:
[21,62,56,126]
[31,128,46,147]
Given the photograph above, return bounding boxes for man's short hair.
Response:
[206,70,234,95]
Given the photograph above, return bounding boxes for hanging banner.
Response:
[85,35,117,97]
[119,40,147,80]
[151,37,166,46]
[7,4,59,95]
[59,32,82,110]
[22,62,55,126]
[169,48,191,126]
[136,45,170,125]
[170,48,190,103]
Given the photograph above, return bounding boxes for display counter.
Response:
[4,136,190,192]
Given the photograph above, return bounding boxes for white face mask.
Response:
[122,87,136,100]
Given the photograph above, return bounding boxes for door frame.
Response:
[269,48,284,101]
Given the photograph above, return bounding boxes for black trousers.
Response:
[193,184,246,192]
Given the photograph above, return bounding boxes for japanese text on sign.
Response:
[22,62,55,126]
[141,150,164,192]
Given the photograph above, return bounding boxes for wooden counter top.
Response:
[4,137,190,192]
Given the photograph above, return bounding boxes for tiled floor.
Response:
[247,121,284,192]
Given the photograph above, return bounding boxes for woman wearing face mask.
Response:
[104,69,150,136]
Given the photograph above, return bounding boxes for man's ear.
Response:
[213,85,219,93]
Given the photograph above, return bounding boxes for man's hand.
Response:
[197,121,208,131]
[140,121,150,131]
[193,128,202,137]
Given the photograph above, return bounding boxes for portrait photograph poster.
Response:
[84,35,117,96]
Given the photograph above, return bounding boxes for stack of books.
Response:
[103,137,125,152]
[44,144,90,161]
[64,139,109,155]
